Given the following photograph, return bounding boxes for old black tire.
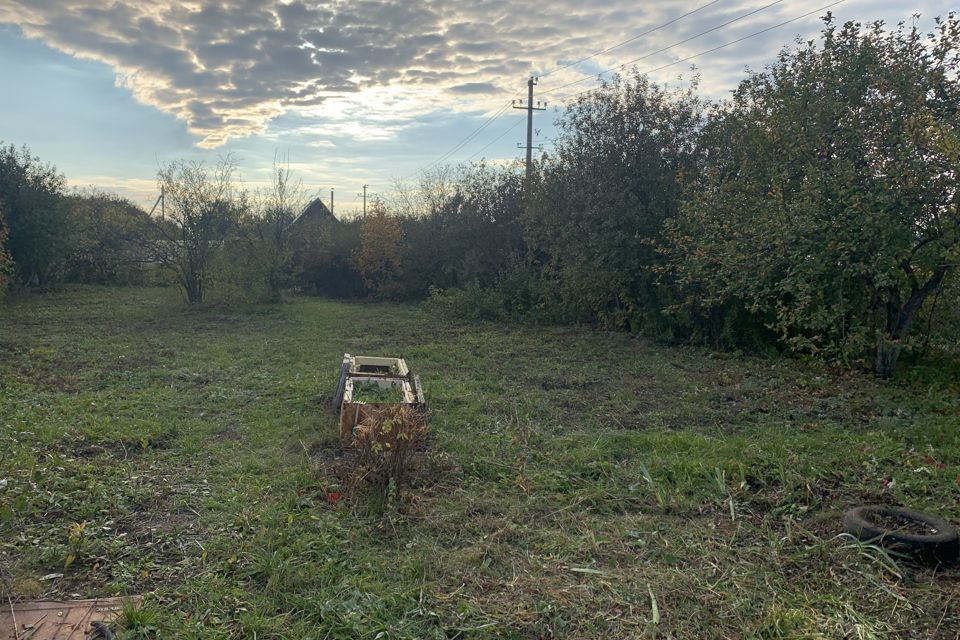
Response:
[843,505,959,564]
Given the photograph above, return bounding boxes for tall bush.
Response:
[393,163,525,300]
[664,16,960,376]
[353,202,405,299]
[527,73,704,332]
[0,143,69,288]
[246,156,305,302]
[148,158,246,304]
[295,218,364,297]
[65,191,151,285]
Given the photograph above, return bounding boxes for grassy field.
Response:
[1,286,959,639]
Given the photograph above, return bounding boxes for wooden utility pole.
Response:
[330,188,334,216]
[513,76,546,182]
[361,184,368,218]
[148,184,165,220]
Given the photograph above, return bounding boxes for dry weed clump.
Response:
[348,405,428,498]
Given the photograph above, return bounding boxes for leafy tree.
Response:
[65,191,151,284]
[246,155,306,302]
[295,217,364,298]
[353,201,404,298]
[929,274,960,356]
[665,15,960,377]
[148,158,246,304]
[399,163,526,299]
[0,143,68,288]
[527,73,704,332]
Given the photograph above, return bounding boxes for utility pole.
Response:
[512,76,546,183]
[148,184,165,220]
[361,184,368,218]
[330,188,334,217]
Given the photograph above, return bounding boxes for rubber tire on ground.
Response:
[89,621,116,640]
[843,505,959,565]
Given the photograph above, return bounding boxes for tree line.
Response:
[1,16,957,378]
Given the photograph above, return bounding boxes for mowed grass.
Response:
[1,286,959,639]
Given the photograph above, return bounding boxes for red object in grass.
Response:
[326,492,341,503]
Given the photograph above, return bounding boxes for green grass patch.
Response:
[1,285,958,638]
[351,380,407,404]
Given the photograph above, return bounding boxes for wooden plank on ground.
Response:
[1,596,140,640]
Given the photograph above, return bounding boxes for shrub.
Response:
[294,217,364,298]
[0,143,69,289]
[64,191,151,285]
[526,73,704,333]
[353,202,404,299]
[348,406,429,500]
[424,262,571,325]
[396,163,525,300]
[664,16,960,377]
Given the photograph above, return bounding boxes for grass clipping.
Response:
[348,405,428,501]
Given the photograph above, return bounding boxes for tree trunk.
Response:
[874,331,900,379]
[184,270,202,304]
[873,266,949,378]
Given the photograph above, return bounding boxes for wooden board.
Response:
[331,353,351,410]
[332,354,424,446]
[1,596,140,640]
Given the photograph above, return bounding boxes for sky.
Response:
[0,0,953,217]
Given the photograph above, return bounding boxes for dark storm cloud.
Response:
[0,0,946,146]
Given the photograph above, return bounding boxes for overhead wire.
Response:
[408,101,514,177]
[539,0,788,97]
[467,117,525,161]
[539,0,725,79]
[407,0,847,173]
[551,0,848,103]
[406,0,732,173]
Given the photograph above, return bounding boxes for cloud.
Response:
[449,81,498,94]
[68,175,159,204]
[1,0,949,148]
[1,0,456,146]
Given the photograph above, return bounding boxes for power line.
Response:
[449,0,782,169]
[553,0,848,103]
[540,0,788,97]
[540,0,725,79]
[428,102,513,167]
[468,117,525,161]
[403,100,515,180]
[402,1,726,177]
[402,0,838,179]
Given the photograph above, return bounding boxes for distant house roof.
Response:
[290,198,337,228]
